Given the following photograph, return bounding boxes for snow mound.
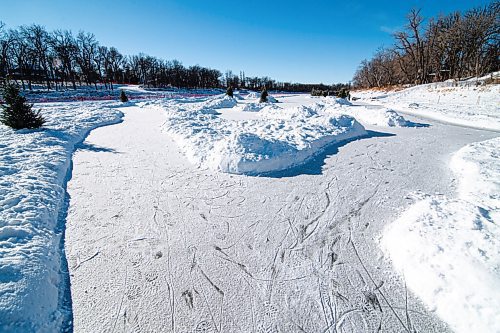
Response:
[240,103,266,112]
[347,108,408,127]
[204,95,238,109]
[0,102,123,332]
[245,91,278,103]
[323,96,352,106]
[381,137,500,333]
[232,93,246,100]
[323,105,410,127]
[245,92,259,99]
[260,104,318,120]
[158,97,367,174]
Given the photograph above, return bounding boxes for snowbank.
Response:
[204,94,238,109]
[381,137,500,333]
[335,107,409,127]
[353,83,500,131]
[156,97,367,174]
[319,99,411,127]
[323,96,352,106]
[245,91,278,103]
[0,102,123,332]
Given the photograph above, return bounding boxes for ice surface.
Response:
[381,137,500,333]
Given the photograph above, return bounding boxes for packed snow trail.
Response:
[65,102,497,332]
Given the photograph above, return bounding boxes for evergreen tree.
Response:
[338,88,348,99]
[259,87,268,103]
[226,86,233,98]
[0,83,45,130]
[120,90,129,102]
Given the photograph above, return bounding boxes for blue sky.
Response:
[1,0,492,83]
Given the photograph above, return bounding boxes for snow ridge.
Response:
[381,136,500,333]
[0,102,123,332]
[353,83,500,131]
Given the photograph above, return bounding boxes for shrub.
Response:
[311,89,333,97]
[120,90,129,102]
[226,86,233,97]
[259,87,268,103]
[0,82,45,130]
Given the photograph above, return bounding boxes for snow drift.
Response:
[0,102,123,332]
[318,97,410,127]
[245,91,278,103]
[156,97,367,174]
[352,82,500,131]
[381,137,500,333]
[335,107,409,127]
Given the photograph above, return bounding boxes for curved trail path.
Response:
[65,102,497,332]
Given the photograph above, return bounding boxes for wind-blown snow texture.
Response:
[382,137,500,333]
[352,83,500,131]
[153,95,368,174]
[0,102,122,332]
[319,97,409,127]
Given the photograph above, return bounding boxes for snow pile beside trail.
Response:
[340,107,408,127]
[320,101,410,127]
[239,103,266,112]
[204,95,238,109]
[245,91,278,103]
[0,102,123,332]
[381,137,500,333]
[158,97,367,174]
[259,104,317,120]
[354,83,500,131]
[323,96,352,106]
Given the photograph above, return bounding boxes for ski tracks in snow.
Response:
[65,104,497,332]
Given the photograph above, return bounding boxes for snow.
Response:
[203,94,238,109]
[63,98,498,332]
[344,108,409,127]
[154,96,367,174]
[322,103,410,127]
[1,84,499,332]
[381,136,500,333]
[0,102,123,332]
[352,83,500,131]
[245,91,279,103]
[323,96,353,106]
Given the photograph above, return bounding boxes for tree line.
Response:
[0,22,345,92]
[353,2,499,88]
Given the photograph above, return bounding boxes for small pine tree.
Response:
[0,82,45,130]
[226,86,233,98]
[120,90,129,102]
[338,88,348,99]
[259,87,268,103]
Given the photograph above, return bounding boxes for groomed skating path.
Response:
[65,102,497,332]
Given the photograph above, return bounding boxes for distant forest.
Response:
[353,2,499,88]
[0,22,347,93]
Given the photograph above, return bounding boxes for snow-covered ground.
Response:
[1,84,499,332]
[0,102,123,332]
[352,83,500,131]
[63,92,498,332]
[381,137,500,333]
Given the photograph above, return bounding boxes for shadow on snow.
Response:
[76,142,121,153]
[257,130,396,178]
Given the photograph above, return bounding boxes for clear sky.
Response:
[1,0,493,84]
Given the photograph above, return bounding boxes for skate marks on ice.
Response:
[63,106,485,332]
